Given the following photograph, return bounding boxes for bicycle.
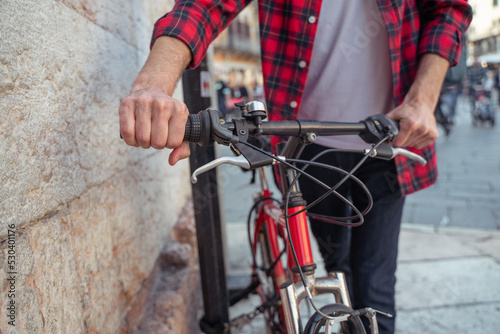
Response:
[184,101,427,334]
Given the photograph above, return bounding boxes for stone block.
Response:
[0,0,186,235]
[121,203,201,334]
[61,0,174,50]
[0,0,201,333]
[0,153,192,333]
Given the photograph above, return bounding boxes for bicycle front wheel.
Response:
[303,304,366,334]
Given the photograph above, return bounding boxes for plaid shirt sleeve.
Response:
[418,0,473,66]
[152,0,253,68]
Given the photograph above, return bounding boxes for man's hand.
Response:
[387,54,449,149]
[387,98,438,149]
[119,36,193,165]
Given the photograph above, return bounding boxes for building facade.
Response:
[468,0,500,62]
[212,2,264,103]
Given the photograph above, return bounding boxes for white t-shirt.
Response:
[297,0,394,149]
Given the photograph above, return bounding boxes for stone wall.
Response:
[0,0,198,332]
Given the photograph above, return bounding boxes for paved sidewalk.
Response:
[225,222,500,334]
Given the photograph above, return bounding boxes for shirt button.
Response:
[299,60,307,68]
[290,101,298,109]
[308,16,317,24]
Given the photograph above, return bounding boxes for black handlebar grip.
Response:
[184,114,202,143]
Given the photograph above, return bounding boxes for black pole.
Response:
[182,60,230,334]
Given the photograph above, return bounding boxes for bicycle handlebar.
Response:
[184,107,399,146]
[184,103,426,183]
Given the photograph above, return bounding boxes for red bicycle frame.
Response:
[252,167,317,288]
[286,205,315,270]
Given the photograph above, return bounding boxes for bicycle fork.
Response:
[279,271,352,334]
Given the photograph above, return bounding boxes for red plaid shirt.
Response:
[152,0,472,195]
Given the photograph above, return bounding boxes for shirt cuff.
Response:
[151,12,210,69]
[419,28,461,66]
[418,2,472,66]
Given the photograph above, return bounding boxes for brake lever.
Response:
[392,148,427,166]
[191,155,250,184]
[365,143,427,166]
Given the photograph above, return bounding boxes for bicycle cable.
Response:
[283,136,391,323]
[246,195,282,268]
[285,158,372,226]
[286,136,389,224]
[241,136,391,323]
[240,141,343,195]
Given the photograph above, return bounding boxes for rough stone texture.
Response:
[120,205,200,334]
[0,0,179,233]
[0,0,200,333]
[0,153,192,333]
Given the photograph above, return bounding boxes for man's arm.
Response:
[387,53,449,149]
[119,36,192,165]
[388,0,472,149]
[119,0,251,165]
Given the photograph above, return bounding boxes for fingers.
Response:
[135,95,153,148]
[119,96,140,147]
[392,119,438,148]
[150,99,189,149]
[166,101,189,149]
[387,104,438,149]
[118,89,191,161]
[169,142,191,166]
[150,99,169,149]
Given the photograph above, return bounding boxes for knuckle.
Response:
[122,95,135,105]
[415,126,426,136]
[182,104,190,117]
[167,131,184,148]
[166,137,183,149]
[156,101,171,116]
[121,126,134,138]
[136,132,150,145]
[173,137,184,147]
[151,136,167,150]
[119,97,135,116]
[174,101,189,117]
[406,119,417,131]
[151,143,165,150]
[137,95,154,108]
[126,141,140,148]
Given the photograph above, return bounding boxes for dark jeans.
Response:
[298,144,405,334]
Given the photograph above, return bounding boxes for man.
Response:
[467,58,487,108]
[119,1,472,333]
